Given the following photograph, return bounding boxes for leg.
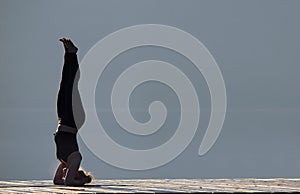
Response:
[57,38,85,129]
[56,52,79,128]
[53,162,67,185]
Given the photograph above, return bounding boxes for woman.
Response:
[53,38,92,186]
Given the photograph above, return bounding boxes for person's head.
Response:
[78,170,93,183]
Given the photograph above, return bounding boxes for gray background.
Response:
[0,0,299,180]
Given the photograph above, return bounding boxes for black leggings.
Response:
[55,53,85,162]
[56,53,85,128]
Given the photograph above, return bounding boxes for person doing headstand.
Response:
[53,38,92,186]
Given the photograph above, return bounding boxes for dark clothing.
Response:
[57,53,84,129]
[55,53,85,162]
[54,131,79,162]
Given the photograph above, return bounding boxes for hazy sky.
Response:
[0,0,299,180]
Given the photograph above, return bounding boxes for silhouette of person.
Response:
[53,38,91,186]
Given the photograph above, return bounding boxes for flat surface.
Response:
[0,179,300,193]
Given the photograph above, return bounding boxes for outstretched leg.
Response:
[57,38,84,129]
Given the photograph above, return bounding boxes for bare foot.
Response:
[59,38,78,53]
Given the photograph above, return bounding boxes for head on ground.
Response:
[78,170,93,184]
